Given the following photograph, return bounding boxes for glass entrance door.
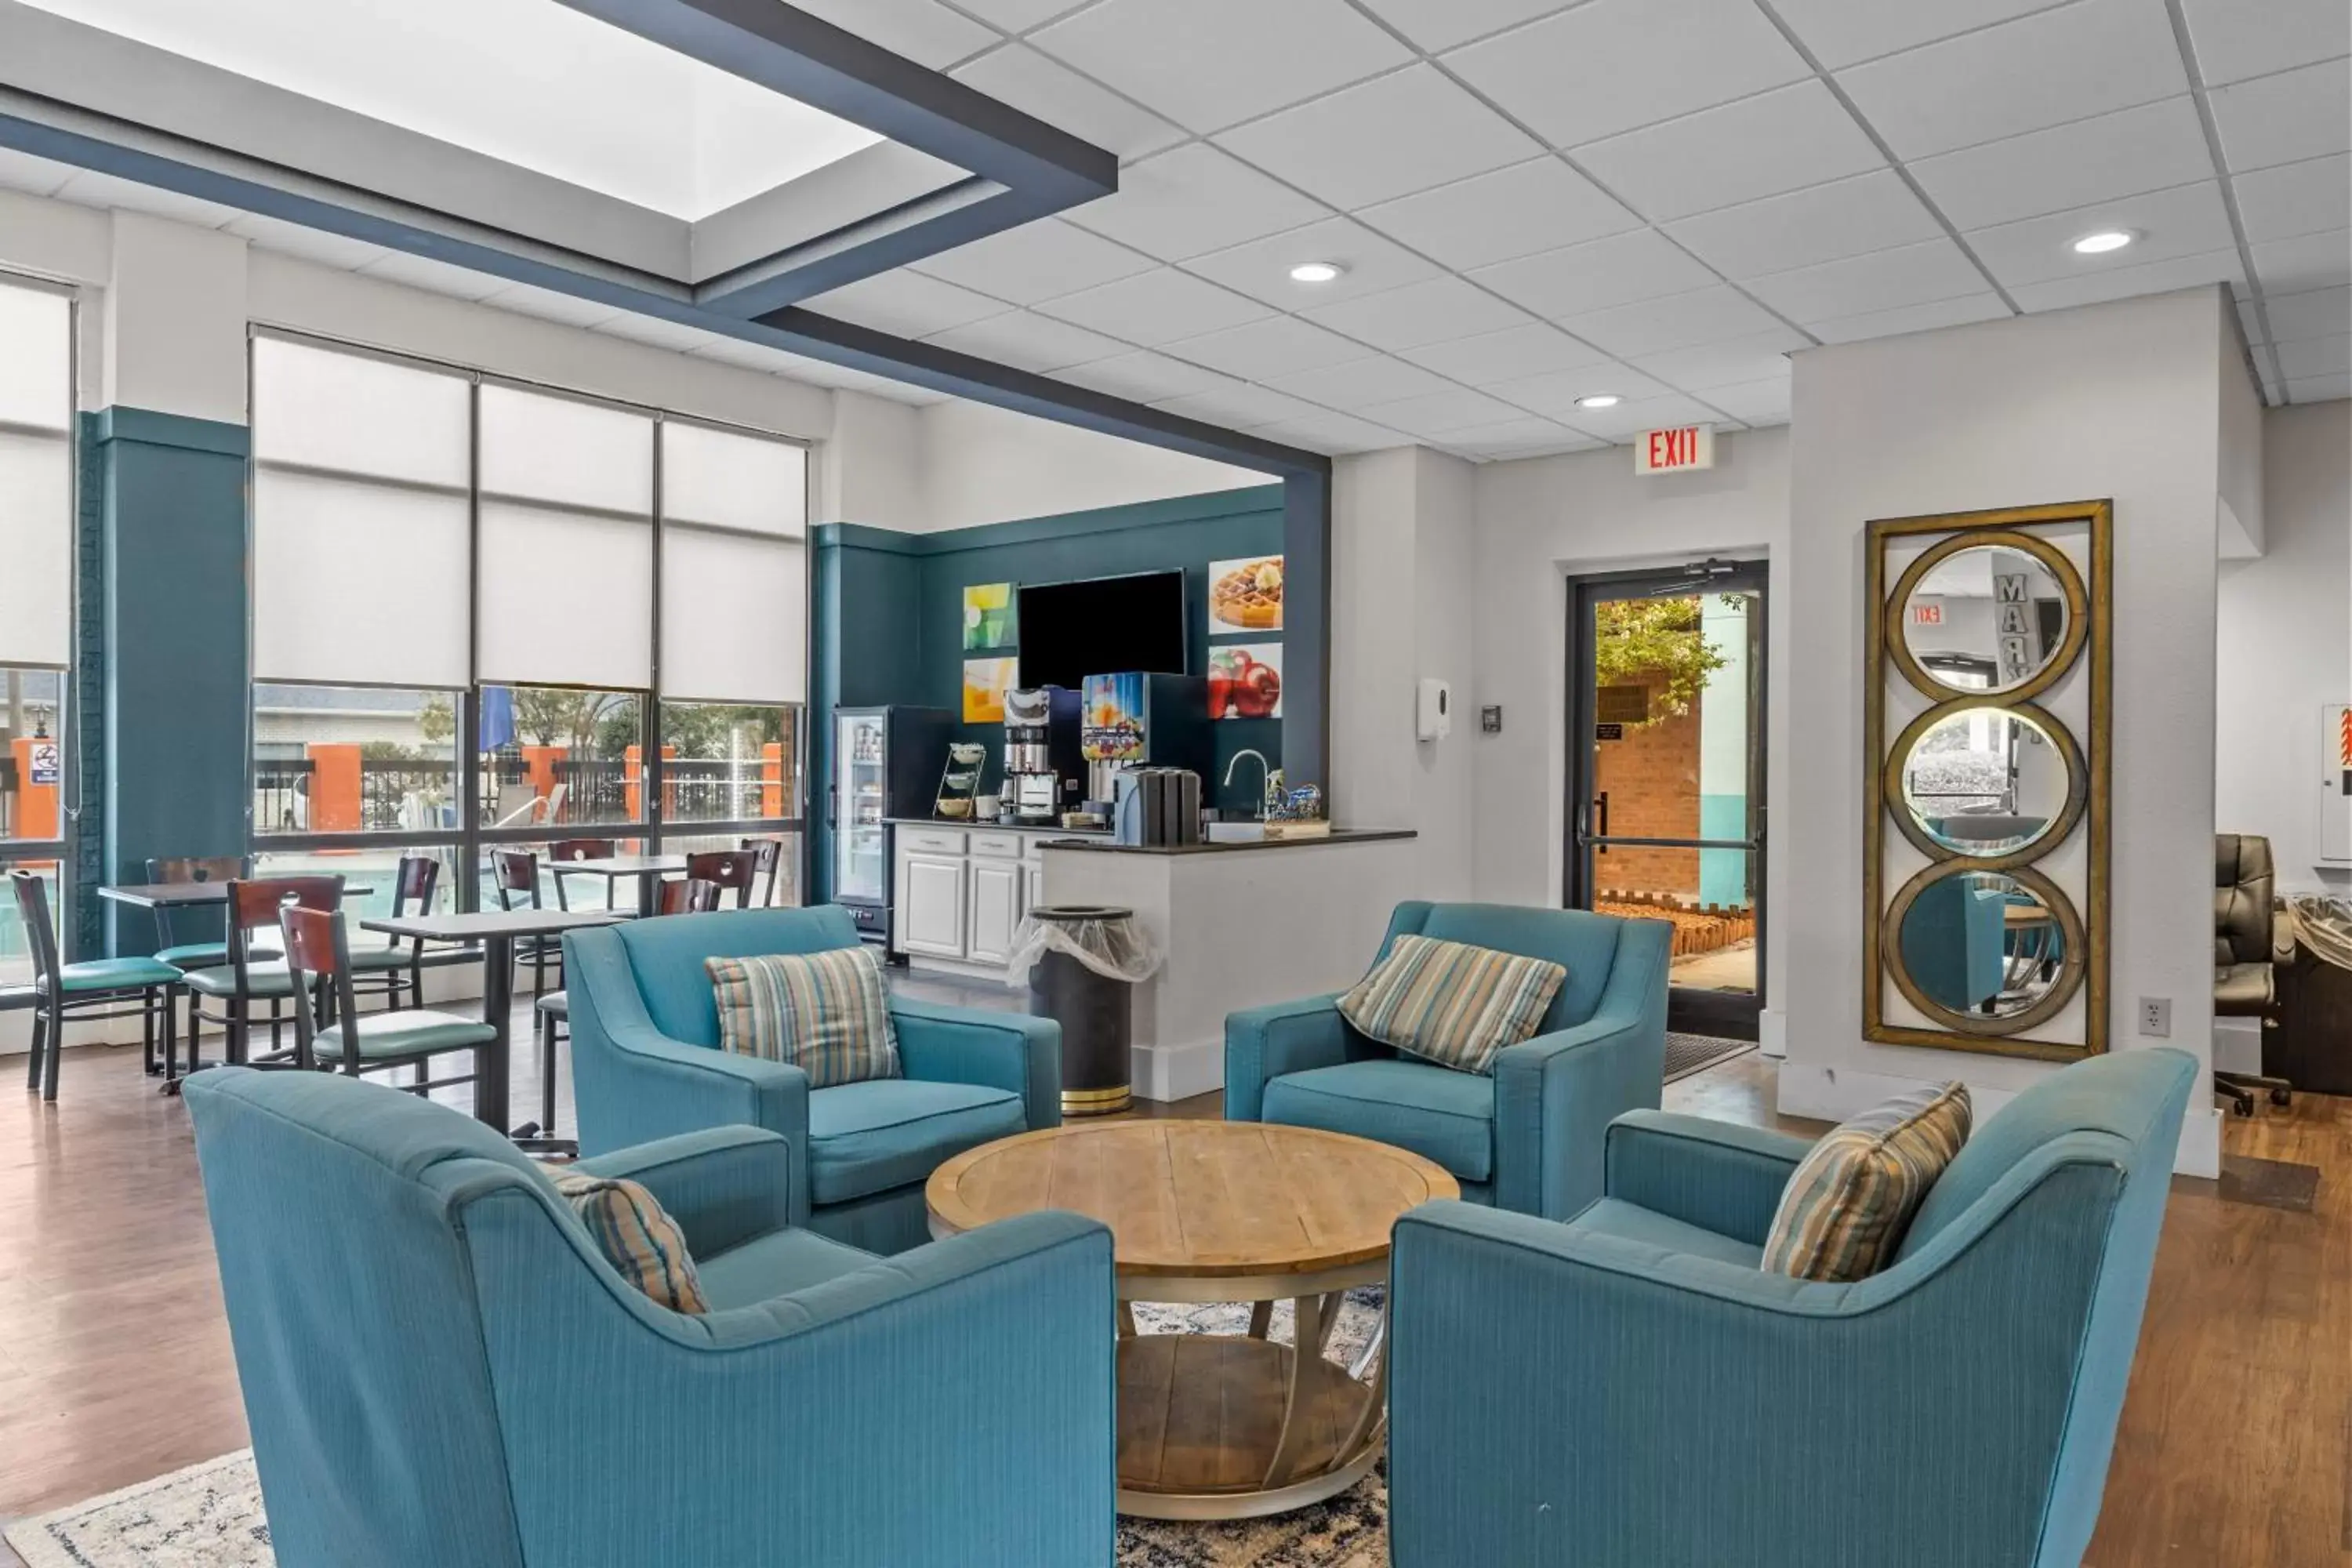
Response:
[1568,560,1766,1038]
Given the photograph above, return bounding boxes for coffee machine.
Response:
[1002,685,1083,824]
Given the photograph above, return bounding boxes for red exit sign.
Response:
[1636,423,1715,475]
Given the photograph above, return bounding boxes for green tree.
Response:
[1594,597,1734,724]
[417,694,456,745]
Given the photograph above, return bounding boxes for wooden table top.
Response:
[927,1120,1458,1280]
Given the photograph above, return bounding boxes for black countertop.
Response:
[882,815,1112,837]
[1036,828,1417,855]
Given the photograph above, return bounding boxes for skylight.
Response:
[20,0,885,218]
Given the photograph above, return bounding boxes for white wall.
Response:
[1468,427,1794,1043]
[2217,401,2352,891]
[1780,287,2231,1174]
[912,398,1270,532]
[816,387,923,528]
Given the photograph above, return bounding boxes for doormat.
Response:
[1664,1031,1756,1084]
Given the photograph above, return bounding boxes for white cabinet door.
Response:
[966,858,1023,967]
[897,852,968,960]
[1025,860,1046,920]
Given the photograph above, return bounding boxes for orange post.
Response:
[624,744,642,821]
[306,743,362,833]
[520,746,567,822]
[9,736,59,840]
[761,742,784,819]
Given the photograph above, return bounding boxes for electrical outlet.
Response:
[2138,996,2171,1037]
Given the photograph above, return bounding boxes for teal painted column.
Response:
[94,408,249,956]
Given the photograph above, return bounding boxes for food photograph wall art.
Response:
[1209,555,1283,633]
[1208,644,1283,720]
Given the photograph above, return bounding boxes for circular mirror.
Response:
[1890,704,2082,859]
[1900,542,2075,696]
[1891,867,2082,1028]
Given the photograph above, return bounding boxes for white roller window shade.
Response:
[252,471,470,687]
[251,337,468,485]
[476,384,653,688]
[659,423,805,703]
[0,281,71,666]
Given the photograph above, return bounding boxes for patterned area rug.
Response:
[1663,1030,1756,1084]
[5,1296,1389,1568]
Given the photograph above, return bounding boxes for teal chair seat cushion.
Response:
[43,956,183,993]
[1261,1058,1495,1182]
[807,1079,1028,1206]
[314,1009,497,1062]
[692,1226,880,1311]
[184,962,318,999]
[1566,1196,1766,1269]
[158,941,272,968]
[347,944,423,972]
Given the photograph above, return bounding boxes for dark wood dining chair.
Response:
[548,837,618,912]
[532,875,718,1142]
[739,837,784,907]
[348,855,468,1016]
[10,869,181,1102]
[686,849,761,909]
[279,903,493,1095]
[144,855,253,1076]
[490,849,561,998]
[182,876,343,1077]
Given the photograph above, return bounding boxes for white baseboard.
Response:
[1133,1035,1222,1104]
[1758,1008,1788,1059]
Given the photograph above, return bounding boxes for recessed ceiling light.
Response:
[2071,230,2135,255]
[1288,261,1345,284]
[1576,393,1622,409]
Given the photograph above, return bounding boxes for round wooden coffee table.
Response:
[927,1120,1457,1521]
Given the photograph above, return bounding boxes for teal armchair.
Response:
[1226,902,1671,1218]
[564,906,1060,1253]
[1387,1047,2198,1568]
[184,1068,1115,1568]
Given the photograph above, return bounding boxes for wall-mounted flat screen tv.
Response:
[1017,570,1187,691]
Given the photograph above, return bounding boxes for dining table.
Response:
[99,881,376,909]
[361,907,622,1145]
[549,855,689,918]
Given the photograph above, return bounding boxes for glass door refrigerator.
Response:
[829,706,951,946]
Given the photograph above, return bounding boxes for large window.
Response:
[249,332,809,906]
[1,274,74,981]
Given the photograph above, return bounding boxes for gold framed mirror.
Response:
[1864,501,2111,1060]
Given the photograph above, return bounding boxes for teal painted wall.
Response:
[95,408,249,956]
[810,485,1290,901]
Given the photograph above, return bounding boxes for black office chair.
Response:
[2213,833,2292,1116]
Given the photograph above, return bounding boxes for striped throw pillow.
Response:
[706,946,901,1089]
[1336,934,1568,1076]
[552,1173,708,1314]
[1761,1083,1972,1282]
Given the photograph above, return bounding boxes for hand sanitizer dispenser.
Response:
[1417,678,1452,742]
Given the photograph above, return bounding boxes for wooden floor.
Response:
[1,1025,2345,1565]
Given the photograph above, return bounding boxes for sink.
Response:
[1206,820,1266,843]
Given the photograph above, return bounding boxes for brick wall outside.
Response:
[1593,670,1700,898]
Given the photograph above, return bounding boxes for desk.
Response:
[550,856,687,916]
[363,909,621,1135]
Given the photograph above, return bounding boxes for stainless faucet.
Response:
[1223,749,1272,818]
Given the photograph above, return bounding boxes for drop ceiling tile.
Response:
[223,212,390,270]
[591,314,720,354]
[0,147,73,197]
[953,0,1087,31]
[1964,180,2236,289]
[354,251,507,301]
[950,45,1186,161]
[1558,285,1788,357]
[1398,321,1613,382]
[1470,229,1719,319]
[1254,410,1417,453]
[1164,315,1371,379]
[1432,415,1590,451]
[2234,154,2352,242]
[1297,274,1534,350]
[1052,350,1243,402]
[1665,169,1944,278]
[1907,96,2219,232]
[2264,285,2352,339]
[1835,0,2188,159]
[1629,328,1809,390]
[808,269,1012,336]
[1358,158,1641,270]
[1266,354,1458,408]
[1064,144,1330,260]
[1746,238,1987,322]
[2274,334,2352,379]
[1359,0,1576,51]
[1490,363,1676,415]
[1033,267,1275,344]
[924,310,1131,372]
[1152,383,1330,429]
[1767,0,2070,70]
[909,219,1155,305]
[1574,82,1884,223]
[1181,217,1444,309]
[1443,0,1809,151]
[1214,66,1543,210]
[689,337,800,372]
[1357,385,1533,435]
[2007,247,2245,311]
[1456,432,1611,459]
[2215,59,2352,173]
[1806,292,2013,343]
[2253,229,2352,296]
[2285,372,2352,402]
[1031,0,1411,133]
[2180,0,2352,87]
[787,0,1000,67]
[1697,376,1793,424]
[51,169,242,229]
[1559,392,1726,440]
[477,283,623,328]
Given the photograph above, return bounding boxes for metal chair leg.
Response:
[41,996,63,1101]
[143,991,158,1074]
[539,1008,559,1140]
[26,1003,45,1090]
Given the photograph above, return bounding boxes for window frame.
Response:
[246,328,813,909]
